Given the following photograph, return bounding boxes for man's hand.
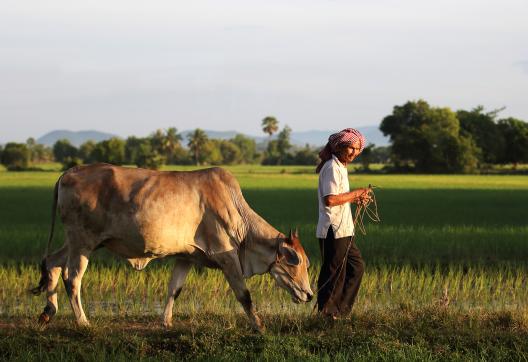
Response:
[324,187,373,207]
[356,188,372,206]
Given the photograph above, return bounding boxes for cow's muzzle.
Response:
[291,288,313,304]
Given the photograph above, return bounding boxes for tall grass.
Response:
[1,262,527,318]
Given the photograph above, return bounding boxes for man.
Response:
[315,128,371,319]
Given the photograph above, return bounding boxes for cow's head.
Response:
[269,229,314,303]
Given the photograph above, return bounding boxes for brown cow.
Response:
[32,164,313,331]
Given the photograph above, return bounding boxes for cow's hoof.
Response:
[163,320,173,329]
[252,323,266,334]
[77,320,90,328]
[38,312,50,325]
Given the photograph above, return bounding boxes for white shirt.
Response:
[316,155,354,239]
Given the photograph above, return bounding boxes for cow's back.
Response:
[57,164,246,260]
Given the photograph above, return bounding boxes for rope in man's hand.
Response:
[353,184,381,235]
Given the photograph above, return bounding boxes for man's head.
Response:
[335,140,362,165]
[316,128,366,172]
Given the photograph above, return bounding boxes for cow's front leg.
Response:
[218,259,264,333]
[163,260,192,328]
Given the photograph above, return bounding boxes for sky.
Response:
[1,0,527,143]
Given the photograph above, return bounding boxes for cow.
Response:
[31,163,313,332]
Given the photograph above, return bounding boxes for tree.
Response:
[164,127,183,164]
[276,125,293,164]
[200,140,223,165]
[358,144,375,171]
[91,138,125,165]
[105,137,125,165]
[125,136,143,164]
[149,128,183,164]
[79,140,96,164]
[171,147,193,165]
[187,129,208,165]
[497,118,528,168]
[26,137,36,148]
[230,134,257,163]
[380,100,479,173]
[218,140,241,165]
[136,139,165,170]
[53,139,78,163]
[1,143,30,170]
[261,140,278,165]
[457,106,504,164]
[369,146,391,164]
[261,116,279,137]
[293,144,318,165]
[150,129,166,156]
[26,137,52,163]
[26,137,36,162]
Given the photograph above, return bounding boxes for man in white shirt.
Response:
[315,128,371,318]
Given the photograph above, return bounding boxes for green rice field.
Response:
[1,165,527,360]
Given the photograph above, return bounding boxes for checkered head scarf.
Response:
[315,128,366,173]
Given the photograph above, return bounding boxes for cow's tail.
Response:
[30,176,61,296]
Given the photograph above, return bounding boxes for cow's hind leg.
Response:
[31,246,68,324]
[62,250,91,326]
[163,261,192,328]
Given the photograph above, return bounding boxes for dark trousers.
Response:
[317,227,365,316]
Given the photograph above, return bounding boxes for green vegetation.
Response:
[0,167,527,360]
[0,142,31,171]
[381,100,528,173]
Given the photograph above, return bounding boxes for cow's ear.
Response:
[280,244,301,266]
[294,227,299,238]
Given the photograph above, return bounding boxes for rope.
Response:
[353,184,381,236]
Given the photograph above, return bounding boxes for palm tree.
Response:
[150,129,166,155]
[187,129,208,165]
[165,127,182,163]
[261,116,279,137]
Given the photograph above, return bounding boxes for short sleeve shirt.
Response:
[316,155,354,239]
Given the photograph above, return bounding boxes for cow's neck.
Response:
[239,210,281,278]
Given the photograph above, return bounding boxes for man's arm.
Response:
[324,188,371,207]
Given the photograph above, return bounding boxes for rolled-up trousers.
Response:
[317,227,365,316]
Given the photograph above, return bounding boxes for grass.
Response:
[0,165,527,360]
[2,309,527,361]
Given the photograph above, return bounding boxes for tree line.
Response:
[0,119,323,171]
[1,103,527,173]
[379,100,528,172]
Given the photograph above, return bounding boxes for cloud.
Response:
[223,25,266,32]
[514,61,528,74]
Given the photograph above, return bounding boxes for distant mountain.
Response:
[287,126,389,147]
[37,130,117,147]
[181,126,388,147]
[180,130,240,141]
[37,126,389,148]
